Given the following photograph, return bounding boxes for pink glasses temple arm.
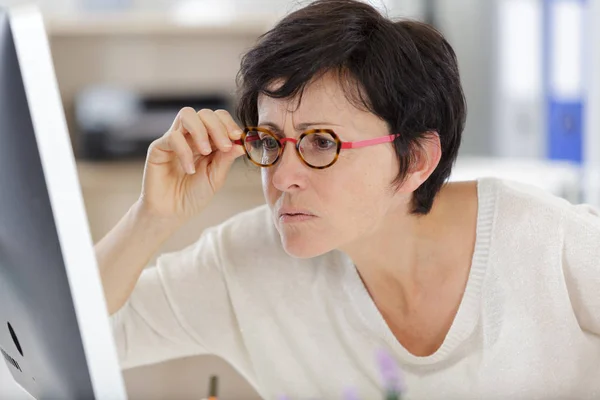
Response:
[340,134,400,149]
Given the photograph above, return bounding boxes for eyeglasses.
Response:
[233,127,400,169]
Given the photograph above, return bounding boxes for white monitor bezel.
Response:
[8,5,127,399]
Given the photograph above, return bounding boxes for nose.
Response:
[270,140,307,192]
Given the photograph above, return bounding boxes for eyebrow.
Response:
[258,121,341,135]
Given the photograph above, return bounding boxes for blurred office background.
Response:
[1,0,599,399]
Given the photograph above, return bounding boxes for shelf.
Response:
[44,11,278,37]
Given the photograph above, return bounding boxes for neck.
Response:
[342,201,442,309]
[341,182,478,312]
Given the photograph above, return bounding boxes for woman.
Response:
[98,0,600,399]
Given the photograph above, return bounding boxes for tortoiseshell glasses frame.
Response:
[233,127,400,169]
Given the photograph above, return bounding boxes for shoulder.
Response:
[477,177,600,263]
[155,204,282,268]
[475,178,600,336]
[214,203,276,237]
[483,177,572,211]
[480,177,600,228]
[202,204,319,269]
[208,204,284,256]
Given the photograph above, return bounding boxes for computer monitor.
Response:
[0,5,127,399]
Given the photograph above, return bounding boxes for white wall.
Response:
[435,0,495,155]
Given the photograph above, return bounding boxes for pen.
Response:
[208,375,218,400]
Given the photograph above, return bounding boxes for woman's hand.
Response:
[139,107,246,223]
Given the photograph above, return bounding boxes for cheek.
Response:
[339,177,390,222]
[330,158,397,225]
[261,169,282,206]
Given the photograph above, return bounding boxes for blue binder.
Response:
[543,0,588,163]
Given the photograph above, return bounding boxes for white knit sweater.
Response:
[111,177,600,400]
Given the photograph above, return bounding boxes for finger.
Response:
[214,109,244,141]
[179,107,212,155]
[168,129,196,174]
[198,109,233,153]
[205,142,246,190]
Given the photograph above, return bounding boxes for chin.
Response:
[278,231,335,259]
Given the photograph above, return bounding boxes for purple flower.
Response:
[376,348,404,393]
[343,387,360,400]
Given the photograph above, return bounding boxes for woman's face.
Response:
[259,73,404,258]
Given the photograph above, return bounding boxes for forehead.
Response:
[257,73,362,122]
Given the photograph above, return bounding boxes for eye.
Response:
[244,133,262,150]
[262,136,279,150]
[314,135,336,150]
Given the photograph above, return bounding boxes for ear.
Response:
[400,132,442,192]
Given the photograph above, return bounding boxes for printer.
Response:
[74,85,232,160]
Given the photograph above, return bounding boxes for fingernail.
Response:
[201,143,212,154]
[223,141,232,150]
[232,130,243,139]
[187,163,196,174]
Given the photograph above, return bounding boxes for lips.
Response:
[278,208,316,218]
[277,207,317,223]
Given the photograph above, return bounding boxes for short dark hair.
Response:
[236,0,466,214]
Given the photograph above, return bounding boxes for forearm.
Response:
[95,200,182,315]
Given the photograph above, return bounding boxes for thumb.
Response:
[206,145,246,189]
